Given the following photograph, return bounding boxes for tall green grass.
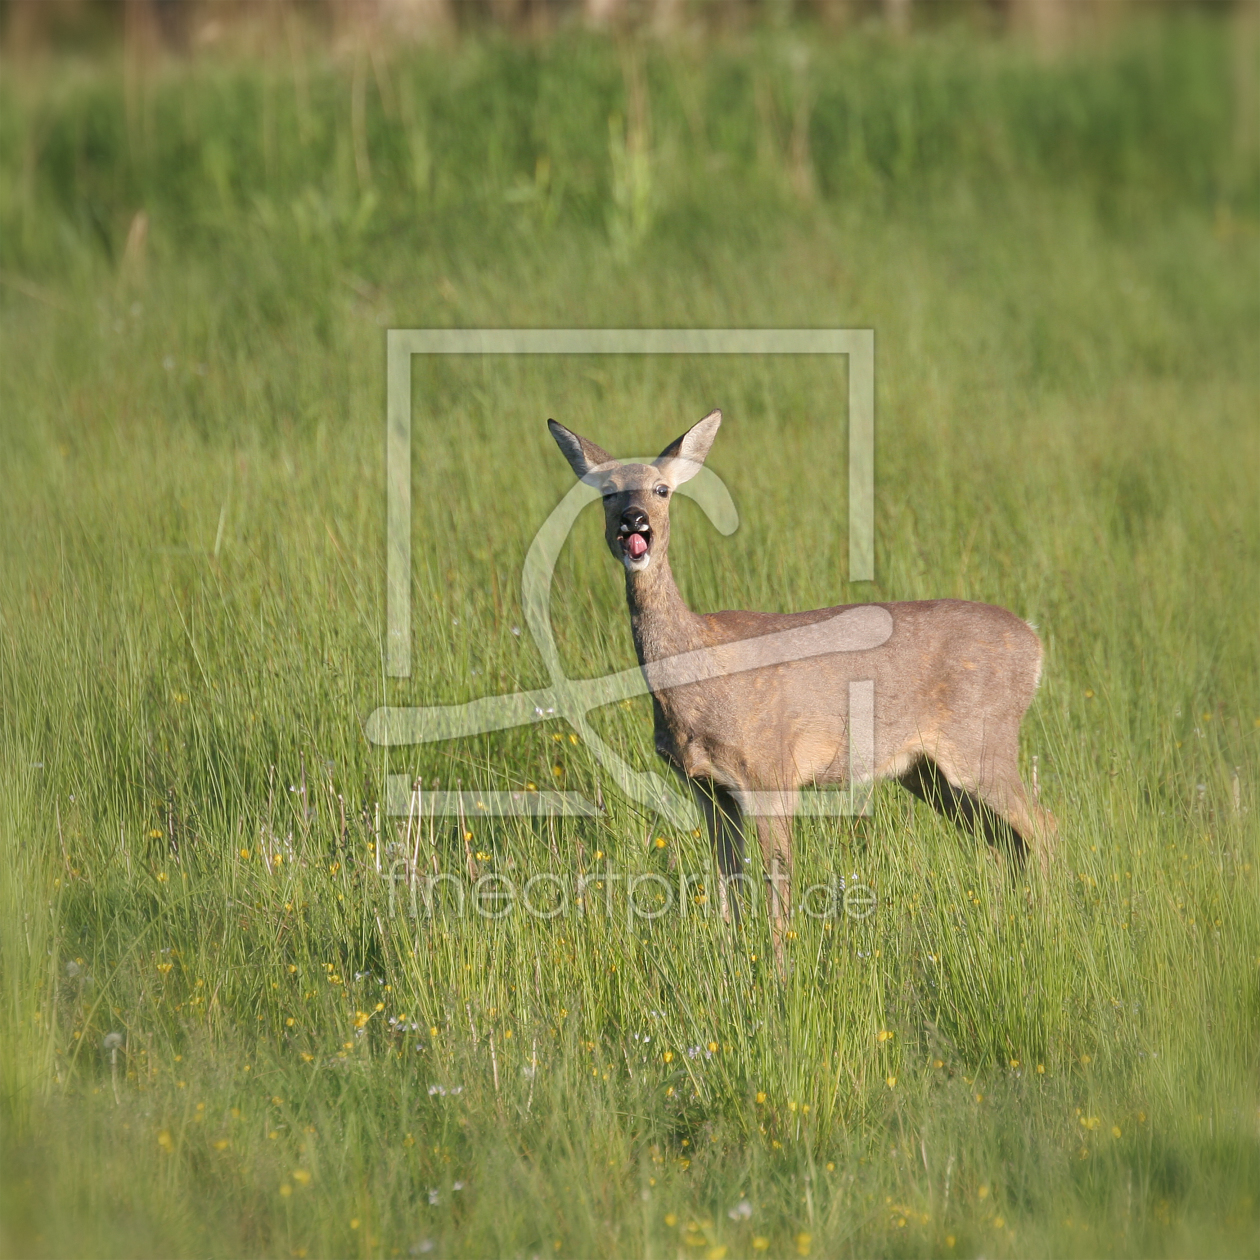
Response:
[2,16,1258,1259]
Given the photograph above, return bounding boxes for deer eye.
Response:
[654,484,669,497]
[601,486,616,499]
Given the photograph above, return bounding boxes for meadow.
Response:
[1,11,1258,1257]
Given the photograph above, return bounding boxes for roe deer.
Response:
[548,410,1056,971]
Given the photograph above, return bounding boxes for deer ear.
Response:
[655,409,721,485]
[548,419,616,484]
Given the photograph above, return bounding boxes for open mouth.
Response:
[618,523,652,563]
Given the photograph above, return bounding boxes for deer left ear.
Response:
[655,409,721,485]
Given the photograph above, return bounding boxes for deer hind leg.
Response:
[966,754,1058,878]
[693,781,748,923]
[749,810,794,978]
[900,754,1053,875]
[1005,783,1057,878]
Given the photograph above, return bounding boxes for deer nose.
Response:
[620,507,649,533]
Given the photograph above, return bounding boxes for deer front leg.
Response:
[692,780,747,922]
[751,809,795,979]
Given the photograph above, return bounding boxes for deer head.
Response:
[547,410,722,574]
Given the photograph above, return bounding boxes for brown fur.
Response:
[548,411,1056,971]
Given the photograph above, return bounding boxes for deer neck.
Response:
[624,553,708,666]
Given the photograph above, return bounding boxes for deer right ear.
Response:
[548,420,616,484]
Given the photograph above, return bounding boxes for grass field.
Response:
[2,13,1259,1258]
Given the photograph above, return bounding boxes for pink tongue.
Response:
[626,533,648,559]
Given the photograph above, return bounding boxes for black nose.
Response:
[620,507,649,533]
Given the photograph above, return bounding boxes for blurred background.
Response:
[5,0,1245,51]
[2,0,1255,288]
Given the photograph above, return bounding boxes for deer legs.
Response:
[694,781,793,975]
[693,781,748,923]
[751,810,794,977]
[691,753,1055,985]
[899,755,1057,877]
